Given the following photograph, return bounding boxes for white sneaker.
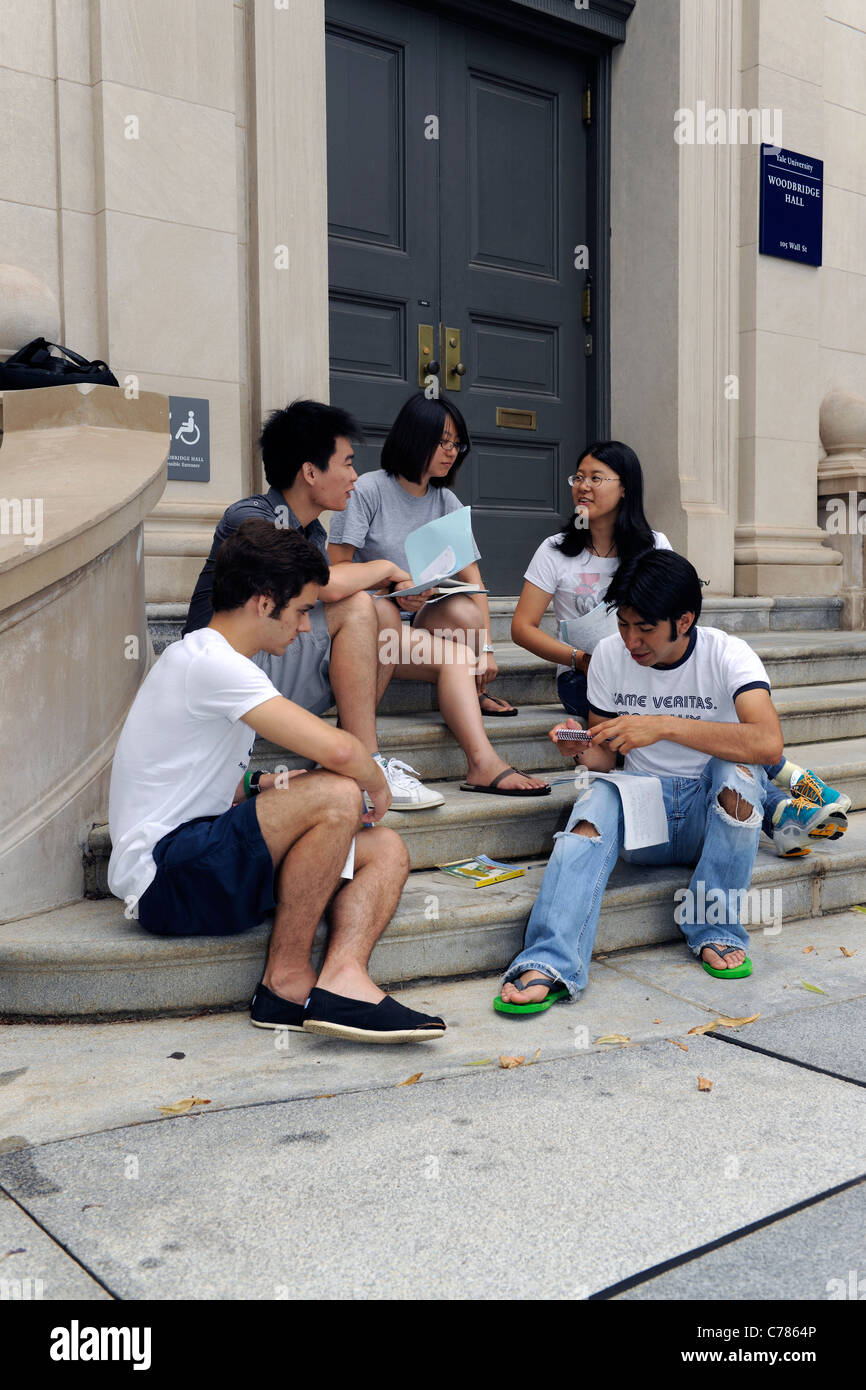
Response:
[376,756,444,811]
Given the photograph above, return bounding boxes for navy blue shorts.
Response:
[137,798,276,937]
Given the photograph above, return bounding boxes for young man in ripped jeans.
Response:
[496,549,787,1014]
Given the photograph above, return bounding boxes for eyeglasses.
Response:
[439,438,468,456]
[568,472,620,488]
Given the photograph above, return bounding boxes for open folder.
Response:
[377,505,487,601]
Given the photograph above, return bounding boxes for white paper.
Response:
[417,545,456,585]
[559,602,619,653]
[589,772,668,850]
[340,837,356,880]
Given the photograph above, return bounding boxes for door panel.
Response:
[440,19,588,590]
[326,0,437,476]
[325,0,591,591]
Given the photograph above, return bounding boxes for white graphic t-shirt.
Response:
[524,531,671,674]
[108,629,281,906]
[586,625,771,779]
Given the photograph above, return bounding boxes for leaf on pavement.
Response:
[527,1048,542,1065]
[157,1096,211,1115]
[800,980,826,994]
[802,945,815,954]
[499,1055,525,1068]
[852,906,866,915]
[652,1018,662,1024]
[687,1021,719,1035]
[594,1034,630,1045]
[697,1076,713,1092]
[840,947,856,958]
[464,1058,493,1067]
[395,1073,422,1087]
[667,1039,689,1051]
[717,1013,761,1028]
[314,1093,335,1100]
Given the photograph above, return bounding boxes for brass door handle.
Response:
[453,362,466,377]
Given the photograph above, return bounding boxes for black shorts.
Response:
[137,798,276,937]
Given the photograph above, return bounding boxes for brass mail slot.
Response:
[496,407,536,430]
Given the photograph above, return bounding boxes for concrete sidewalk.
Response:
[2,910,865,1300]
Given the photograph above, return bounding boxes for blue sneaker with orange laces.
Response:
[789,767,850,840]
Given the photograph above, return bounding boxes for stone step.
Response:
[379,631,866,714]
[254,681,866,781]
[84,771,583,893]
[254,702,567,781]
[83,730,866,896]
[699,595,842,633]
[11,811,866,1018]
[773,680,866,744]
[147,594,844,652]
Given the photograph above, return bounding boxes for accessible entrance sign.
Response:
[167,396,210,481]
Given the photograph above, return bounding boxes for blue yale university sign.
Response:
[759,144,823,266]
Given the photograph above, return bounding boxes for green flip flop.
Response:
[701,943,753,979]
[494,973,570,1014]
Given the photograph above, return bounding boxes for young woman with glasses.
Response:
[512,440,670,722]
[327,392,549,797]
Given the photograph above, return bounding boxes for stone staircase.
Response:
[5,595,866,1018]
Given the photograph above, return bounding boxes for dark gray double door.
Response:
[326,0,591,591]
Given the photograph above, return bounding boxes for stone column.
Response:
[818,390,866,629]
[734,0,842,595]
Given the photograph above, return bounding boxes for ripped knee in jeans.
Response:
[571,820,601,839]
[717,768,758,826]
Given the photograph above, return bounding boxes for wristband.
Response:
[243,768,263,798]
[570,648,578,670]
[482,643,495,654]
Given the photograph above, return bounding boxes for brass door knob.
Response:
[427,360,440,375]
[453,362,466,377]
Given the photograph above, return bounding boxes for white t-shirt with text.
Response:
[586,625,771,779]
[107,629,281,906]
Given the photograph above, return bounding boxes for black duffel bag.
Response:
[0,337,118,390]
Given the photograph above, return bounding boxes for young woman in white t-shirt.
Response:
[513,440,670,722]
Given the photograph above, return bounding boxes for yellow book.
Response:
[437,855,526,888]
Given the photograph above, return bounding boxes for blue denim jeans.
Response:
[503,759,768,1000]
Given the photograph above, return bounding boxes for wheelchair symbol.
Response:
[174,409,200,446]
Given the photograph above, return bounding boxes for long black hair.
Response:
[381,392,471,488]
[555,440,655,563]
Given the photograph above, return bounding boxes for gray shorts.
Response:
[253,598,334,716]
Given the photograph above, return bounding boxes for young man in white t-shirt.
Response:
[496,549,794,1012]
[109,519,445,1044]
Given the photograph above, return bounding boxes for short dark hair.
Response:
[603,548,702,639]
[211,518,329,616]
[259,399,361,491]
[380,392,471,488]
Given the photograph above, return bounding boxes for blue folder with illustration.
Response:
[382,505,487,602]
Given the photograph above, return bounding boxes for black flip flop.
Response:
[460,767,550,797]
[479,693,519,717]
